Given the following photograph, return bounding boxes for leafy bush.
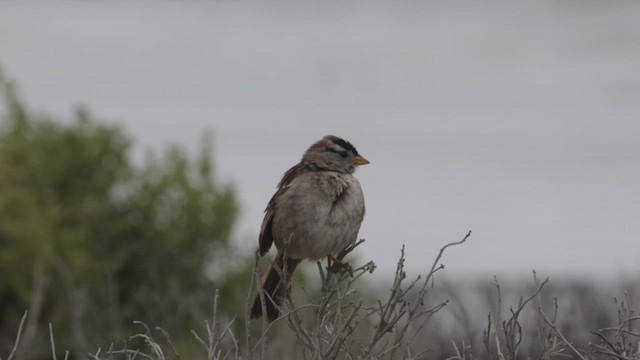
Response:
[0,70,243,358]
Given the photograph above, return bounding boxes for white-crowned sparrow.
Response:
[250,135,369,322]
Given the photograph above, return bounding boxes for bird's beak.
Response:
[353,155,370,165]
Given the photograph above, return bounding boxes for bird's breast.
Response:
[272,172,365,259]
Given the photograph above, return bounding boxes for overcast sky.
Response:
[1,1,639,282]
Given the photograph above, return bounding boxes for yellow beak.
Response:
[353,155,370,165]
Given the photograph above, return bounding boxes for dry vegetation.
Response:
[3,231,639,360]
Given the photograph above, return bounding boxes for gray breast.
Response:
[272,172,365,260]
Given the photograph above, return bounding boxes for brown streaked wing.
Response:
[258,163,307,256]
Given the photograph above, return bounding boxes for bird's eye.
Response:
[339,152,348,158]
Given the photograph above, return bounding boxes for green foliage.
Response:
[0,71,243,357]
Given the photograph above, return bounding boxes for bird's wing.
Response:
[258,195,276,256]
[258,163,305,256]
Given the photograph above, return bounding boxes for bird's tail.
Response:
[250,255,300,322]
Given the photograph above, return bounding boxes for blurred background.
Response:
[1,1,639,358]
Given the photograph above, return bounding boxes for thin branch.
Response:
[50,323,58,360]
[424,231,471,290]
[538,308,588,360]
[155,327,180,359]
[6,310,28,360]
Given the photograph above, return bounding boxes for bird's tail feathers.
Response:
[250,255,300,322]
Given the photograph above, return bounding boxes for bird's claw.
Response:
[328,255,353,276]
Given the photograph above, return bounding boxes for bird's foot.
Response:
[328,255,353,276]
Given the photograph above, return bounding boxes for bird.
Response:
[250,135,369,322]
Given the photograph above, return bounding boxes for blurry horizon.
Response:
[1,1,639,282]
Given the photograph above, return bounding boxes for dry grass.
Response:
[3,231,639,360]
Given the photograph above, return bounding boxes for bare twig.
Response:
[50,323,58,360]
[155,327,180,359]
[387,231,471,359]
[131,321,166,360]
[539,308,588,360]
[6,310,28,360]
[49,323,70,360]
[587,292,640,360]
[245,250,260,358]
